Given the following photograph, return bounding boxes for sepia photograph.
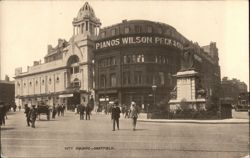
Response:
[0,1,249,158]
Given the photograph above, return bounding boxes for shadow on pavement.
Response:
[37,119,58,121]
[0,127,15,130]
[119,128,148,131]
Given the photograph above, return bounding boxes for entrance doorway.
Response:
[67,92,80,105]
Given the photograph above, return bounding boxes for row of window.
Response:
[99,57,116,67]
[18,77,60,87]
[101,25,178,38]
[99,55,170,67]
[99,72,172,88]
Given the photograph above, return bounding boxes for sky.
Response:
[0,0,249,89]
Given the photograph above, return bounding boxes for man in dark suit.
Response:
[29,105,37,128]
[24,104,31,126]
[85,104,91,120]
[79,104,85,120]
[111,101,121,131]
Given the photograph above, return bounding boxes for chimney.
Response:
[5,75,9,81]
[48,45,53,53]
[33,61,39,66]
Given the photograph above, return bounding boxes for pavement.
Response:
[1,111,249,158]
[138,118,249,124]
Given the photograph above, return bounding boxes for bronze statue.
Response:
[180,44,194,71]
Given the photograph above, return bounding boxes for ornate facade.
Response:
[14,2,101,107]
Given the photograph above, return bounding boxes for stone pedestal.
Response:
[169,70,206,111]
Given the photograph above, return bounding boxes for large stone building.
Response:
[94,20,221,110]
[15,2,221,111]
[14,2,100,107]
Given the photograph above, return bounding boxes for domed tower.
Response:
[72,2,101,37]
[64,2,101,106]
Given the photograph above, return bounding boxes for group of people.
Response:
[24,104,38,128]
[52,104,66,119]
[78,104,91,120]
[111,101,140,131]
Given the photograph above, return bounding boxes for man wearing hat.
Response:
[111,101,121,131]
[24,104,31,126]
[29,105,37,128]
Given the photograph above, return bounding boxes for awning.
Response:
[59,94,73,98]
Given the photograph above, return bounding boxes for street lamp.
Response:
[152,85,157,108]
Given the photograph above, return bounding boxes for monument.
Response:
[169,44,206,111]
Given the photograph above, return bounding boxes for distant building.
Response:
[0,77,15,105]
[221,77,248,105]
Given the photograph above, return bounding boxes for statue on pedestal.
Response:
[180,44,194,71]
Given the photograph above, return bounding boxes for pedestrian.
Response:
[18,105,21,112]
[52,104,57,119]
[57,104,61,116]
[13,104,17,112]
[85,104,91,120]
[130,102,139,131]
[79,104,85,120]
[29,105,37,128]
[0,102,6,126]
[24,104,31,126]
[61,104,65,116]
[111,101,121,131]
[124,106,129,118]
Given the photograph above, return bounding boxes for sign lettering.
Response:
[95,36,183,50]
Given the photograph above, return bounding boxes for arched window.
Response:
[72,78,80,87]
[67,55,80,74]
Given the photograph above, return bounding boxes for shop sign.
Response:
[59,94,73,98]
[95,35,183,50]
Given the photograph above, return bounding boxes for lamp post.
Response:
[152,85,157,108]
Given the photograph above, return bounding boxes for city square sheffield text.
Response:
[95,36,184,50]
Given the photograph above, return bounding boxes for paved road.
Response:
[1,111,249,158]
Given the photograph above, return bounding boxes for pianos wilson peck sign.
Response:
[95,36,184,50]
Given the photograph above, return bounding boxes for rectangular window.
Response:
[146,75,153,84]
[123,71,131,85]
[111,57,116,65]
[159,72,165,85]
[110,73,117,87]
[125,27,130,34]
[86,21,89,31]
[147,26,153,33]
[101,31,106,38]
[134,71,142,84]
[111,29,116,36]
[127,55,131,63]
[135,25,141,33]
[123,56,127,64]
[132,55,137,63]
[70,67,73,74]
[100,75,106,88]
[74,67,79,73]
